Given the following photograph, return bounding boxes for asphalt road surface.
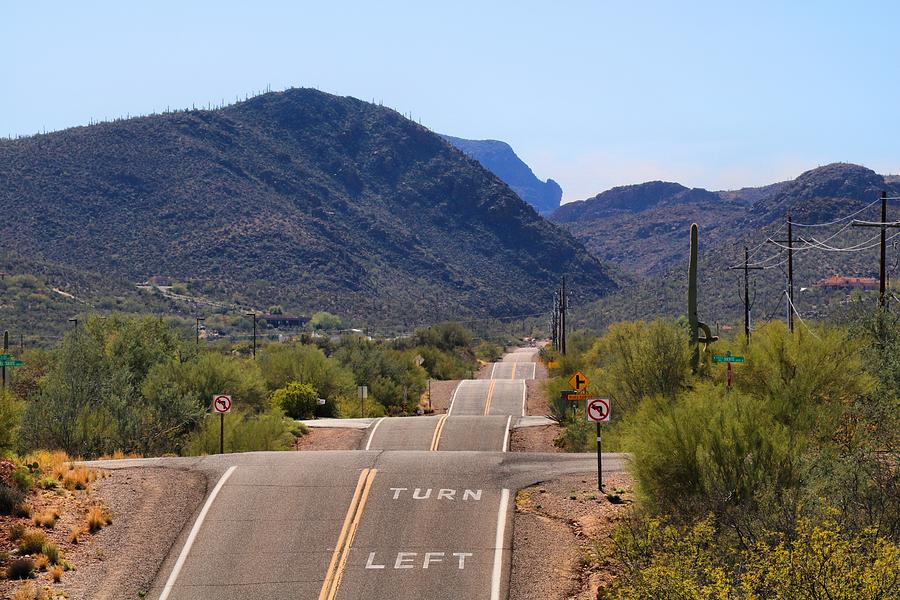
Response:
[92,451,628,600]
[106,348,620,600]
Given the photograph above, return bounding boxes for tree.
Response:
[309,311,343,331]
[271,382,318,419]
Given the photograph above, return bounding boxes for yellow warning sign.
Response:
[568,371,589,392]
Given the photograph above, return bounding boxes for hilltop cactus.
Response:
[689,223,717,372]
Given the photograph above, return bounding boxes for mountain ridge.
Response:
[441,135,562,215]
[0,88,615,328]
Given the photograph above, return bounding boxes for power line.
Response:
[790,197,882,227]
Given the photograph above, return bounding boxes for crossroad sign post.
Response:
[212,395,233,454]
[586,398,611,491]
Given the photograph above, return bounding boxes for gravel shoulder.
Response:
[510,472,635,599]
[60,467,205,600]
[425,379,462,413]
[293,427,366,450]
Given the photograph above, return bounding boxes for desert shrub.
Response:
[413,323,472,352]
[553,417,595,453]
[271,382,318,419]
[257,343,353,414]
[11,466,35,492]
[606,516,900,600]
[10,523,26,541]
[6,557,35,579]
[414,345,472,380]
[624,386,800,534]
[584,319,691,416]
[17,530,47,555]
[334,339,425,414]
[0,390,23,454]
[62,466,96,491]
[41,542,61,565]
[182,408,295,455]
[0,482,24,515]
[49,564,63,582]
[19,314,193,457]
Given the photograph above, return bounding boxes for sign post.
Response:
[212,395,233,454]
[358,385,368,418]
[586,398,611,490]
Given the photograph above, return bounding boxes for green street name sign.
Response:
[713,355,744,363]
[0,359,24,367]
[0,354,11,361]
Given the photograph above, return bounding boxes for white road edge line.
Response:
[520,380,527,417]
[490,362,497,379]
[447,380,465,416]
[364,417,386,451]
[159,465,236,600]
[502,415,511,452]
[530,363,536,380]
[490,488,511,600]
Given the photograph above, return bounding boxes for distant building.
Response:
[259,314,309,328]
[816,275,879,291]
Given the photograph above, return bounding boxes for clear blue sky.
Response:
[3,1,898,201]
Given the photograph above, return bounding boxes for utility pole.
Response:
[196,316,205,347]
[560,277,567,356]
[729,247,764,340]
[852,192,900,309]
[244,312,258,357]
[551,291,559,350]
[767,213,795,333]
[1,331,7,393]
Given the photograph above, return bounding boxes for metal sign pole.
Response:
[597,421,602,491]
[220,412,225,454]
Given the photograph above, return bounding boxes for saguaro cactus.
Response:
[689,223,717,372]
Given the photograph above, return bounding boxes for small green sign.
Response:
[0,354,11,361]
[713,355,744,363]
[0,359,24,367]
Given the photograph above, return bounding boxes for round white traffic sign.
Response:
[586,398,610,422]
[213,394,233,414]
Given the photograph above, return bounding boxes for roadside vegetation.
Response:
[542,313,899,598]
[1,315,501,459]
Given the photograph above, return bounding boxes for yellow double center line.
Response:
[319,468,378,600]
[430,414,448,451]
[483,379,497,415]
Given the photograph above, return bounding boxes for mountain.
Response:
[561,163,900,330]
[0,89,614,330]
[551,181,747,275]
[441,135,562,215]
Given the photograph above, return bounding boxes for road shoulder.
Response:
[509,472,635,599]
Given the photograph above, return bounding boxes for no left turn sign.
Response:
[586,398,610,423]
[213,394,233,414]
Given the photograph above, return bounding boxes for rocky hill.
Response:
[0,89,614,330]
[559,163,900,329]
[441,135,562,215]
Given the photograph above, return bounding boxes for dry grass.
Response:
[86,504,112,533]
[11,582,36,600]
[32,554,49,571]
[17,529,48,555]
[10,522,27,541]
[32,509,59,528]
[68,524,87,544]
[97,450,143,460]
[26,450,71,476]
[61,466,96,491]
[48,564,63,583]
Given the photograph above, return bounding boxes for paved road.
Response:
[114,347,617,600]
[490,361,536,380]
[91,451,628,600]
[448,379,526,416]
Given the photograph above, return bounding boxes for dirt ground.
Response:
[510,472,635,600]
[424,379,462,413]
[510,424,564,453]
[293,427,366,450]
[525,377,550,416]
[1,467,205,600]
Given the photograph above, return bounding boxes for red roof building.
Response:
[817,275,879,290]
